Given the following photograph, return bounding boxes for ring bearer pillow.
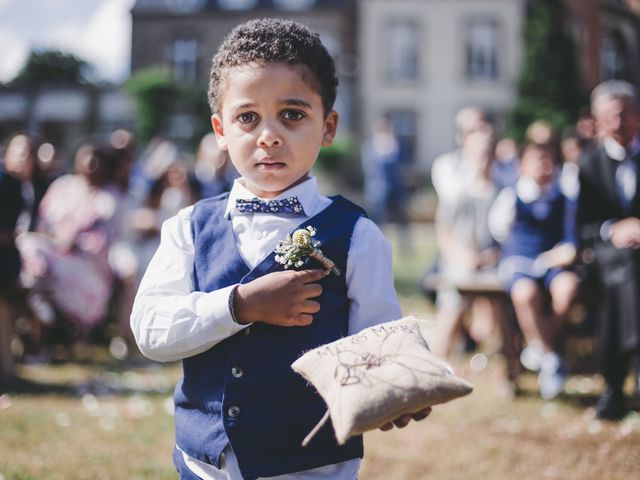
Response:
[291,316,473,445]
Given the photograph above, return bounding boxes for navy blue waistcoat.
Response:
[174,193,365,480]
[504,183,574,259]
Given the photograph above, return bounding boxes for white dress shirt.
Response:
[605,136,640,206]
[431,149,464,208]
[130,176,402,480]
[599,136,640,240]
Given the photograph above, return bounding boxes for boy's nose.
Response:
[257,125,283,148]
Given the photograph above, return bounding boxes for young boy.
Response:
[131,18,428,480]
[489,142,580,399]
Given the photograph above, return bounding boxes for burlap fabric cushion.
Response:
[291,316,473,445]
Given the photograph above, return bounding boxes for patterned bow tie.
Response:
[235,196,306,216]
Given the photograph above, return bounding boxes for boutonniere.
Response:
[274,226,340,276]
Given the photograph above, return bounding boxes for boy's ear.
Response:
[211,114,228,151]
[321,111,339,147]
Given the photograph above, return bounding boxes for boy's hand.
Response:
[234,269,325,326]
[379,407,432,431]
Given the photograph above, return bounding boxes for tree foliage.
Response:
[507,0,585,140]
[125,68,177,142]
[9,50,91,87]
[179,82,213,147]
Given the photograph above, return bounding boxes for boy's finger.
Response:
[379,422,393,431]
[411,407,432,421]
[296,269,326,283]
[295,313,314,326]
[302,300,320,314]
[302,283,322,298]
[392,414,412,428]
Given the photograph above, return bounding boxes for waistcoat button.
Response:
[228,405,241,418]
[231,366,244,378]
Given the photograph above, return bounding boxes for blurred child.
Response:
[490,142,579,399]
[492,137,519,189]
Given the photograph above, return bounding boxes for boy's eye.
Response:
[282,109,305,121]
[237,112,257,124]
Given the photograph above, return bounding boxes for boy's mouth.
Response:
[256,157,286,169]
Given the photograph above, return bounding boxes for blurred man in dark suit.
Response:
[578,80,640,419]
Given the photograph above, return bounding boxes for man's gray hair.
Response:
[591,80,638,107]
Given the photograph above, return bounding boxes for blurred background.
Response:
[1,0,638,184]
[2,1,640,479]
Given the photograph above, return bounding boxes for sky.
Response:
[0,0,134,83]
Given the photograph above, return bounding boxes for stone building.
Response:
[565,0,640,93]
[357,0,525,169]
[130,0,358,134]
[357,0,640,169]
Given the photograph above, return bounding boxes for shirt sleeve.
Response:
[431,153,455,202]
[346,217,403,335]
[488,187,516,244]
[130,207,247,362]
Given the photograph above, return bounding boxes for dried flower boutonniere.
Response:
[274,226,340,276]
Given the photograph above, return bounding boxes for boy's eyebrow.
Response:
[229,102,256,113]
[227,98,314,113]
[280,98,313,109]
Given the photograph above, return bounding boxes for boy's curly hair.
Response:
[208,18,338,116]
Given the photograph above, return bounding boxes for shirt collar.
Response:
[516,175,557,203]
[516,175,542,203]
[604,135,640,162]
[225,176,321,218]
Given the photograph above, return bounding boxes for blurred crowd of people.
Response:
[0,129,237,362]
[423,79,640,420]
[1,79,639,420]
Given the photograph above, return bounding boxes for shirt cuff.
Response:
[600,220,613,241]
[195,284,249,337]
[228,284,247,325]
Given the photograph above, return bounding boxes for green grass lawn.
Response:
[1,224,640,479]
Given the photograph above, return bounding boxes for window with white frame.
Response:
[466,18,499,81]
[169,38,199,82]
[385,20,419,83]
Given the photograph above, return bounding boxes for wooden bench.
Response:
[452,278,522,380]
[421,272,597,378]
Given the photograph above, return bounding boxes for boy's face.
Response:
[520,147,555,186]
[211,63,338,199]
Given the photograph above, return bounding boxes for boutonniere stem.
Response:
[274,226,340,276]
